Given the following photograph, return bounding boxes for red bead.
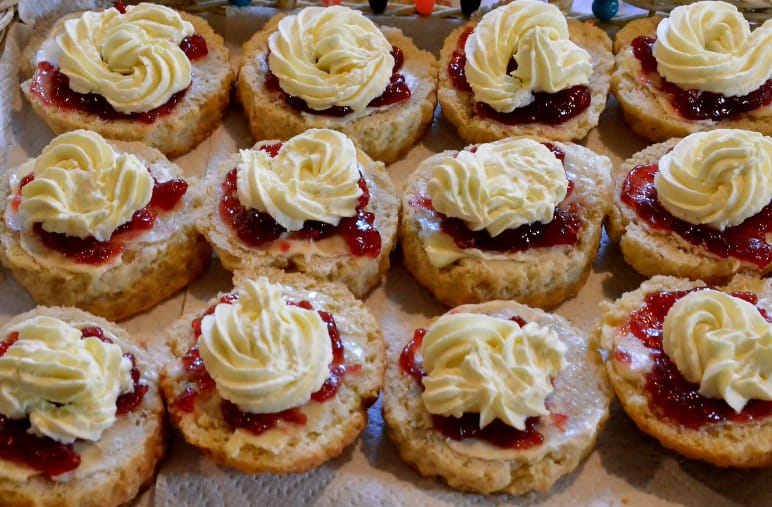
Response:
[415,0,435,15]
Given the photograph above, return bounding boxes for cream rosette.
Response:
[0,316,133,444]
[15,130,153,242]
[654,130,772,231]
[198,278,333,413]
[236,129,364,232]
[56,3,195,113]
[267,6,394,112]
[653,1,772,96]
[420,312,566,430]
[663,289,772,413]
[464,0,592,113]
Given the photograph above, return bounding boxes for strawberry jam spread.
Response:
[265,46,410,117]
[623,289,772,428]
[400,315,549,450]
[172,294,361,436]
[621,162,772,269]
[219,142,381,258]
[631,36,772,121]
[16,173,188,265]
[448,27,591,125]
[0,326,147,475]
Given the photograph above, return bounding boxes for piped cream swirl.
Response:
[18,130,153,242]
[267,6,394,112]
[654,130,772,230]
[464,0,592,113]
[236,129,363,232]
[421,312,566,430]
[427,138,568,237]
[0,316,133,444]
[662,289,772,413]
[653,1,772,96]
[56,3,194,113]
[198,278,333,413]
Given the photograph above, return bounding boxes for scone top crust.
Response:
[437,0,613,143]
[160,268,385,474]
[610,1,772,142]
[197,128,399,298]
[0,305,164,507]
[607,129,772,281]
[598,275,772,468]
[382,300,612,495]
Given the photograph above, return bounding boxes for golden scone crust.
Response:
[236,14,438,164]
[0,140,212,322]
[160,268,385,474]
[606,138,771,281]
[20,10,233,159]
[382,300,612,495]
[438,19,613,144]
[400,139,612,309]
[611,17,772,143]
[0,306,165,507]
[597,275,772,468]
[197,140,399,299]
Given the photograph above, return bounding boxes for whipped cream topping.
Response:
[267,6,394,112]
[55,2,194,113]
[654,129,772,230]
[662,289,772,413]
[653,1,772,96]
[421,312,566,430]
[0,316,133,444]
[427,138,567,237]
[17,130,153,241]
[464,0,592,113]
[198,278,333,413]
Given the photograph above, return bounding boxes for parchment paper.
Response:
[2,3,771,506]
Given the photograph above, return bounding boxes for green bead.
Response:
[592,0,618,21]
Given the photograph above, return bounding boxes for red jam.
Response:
[400,315,547,449]
[265,46,411,117]
[173,295,355,436]
[17,173,188,265]
[625,289,772,428]
[219,143,381,258]
[631,36,772,121]
[0,325,147,475]
[448,27,591,125]
[179,34,209,60]
[621,162,772,269]
[114,1,126,14]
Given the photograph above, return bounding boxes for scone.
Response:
[438,0,613,144]
[237,5,438,164]
[21,2,233,158]
[0,130,212,321]
[610,1,772,143]
[383,300,612,495]
[0,306,165,507]
[598,275,772,467]
[606,129,772,282]
[160,269,385,474]
[197,128,399,298]
[400,137,613,309]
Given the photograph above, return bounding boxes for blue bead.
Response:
[229,0,251,6]
[592,0,618,21]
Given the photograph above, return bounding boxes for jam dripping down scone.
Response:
[21,2,233,158]
[0,306,164,507]
[611,0,772,142]
[197,128,399,298]
[607,129,772,281]
[437,0,613,144]
[598,275,772,467]
[237,5,438,164]
[0,130,211,321]
[399,137,612,309]
[160,269,385,474]
[382,300,612,495]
